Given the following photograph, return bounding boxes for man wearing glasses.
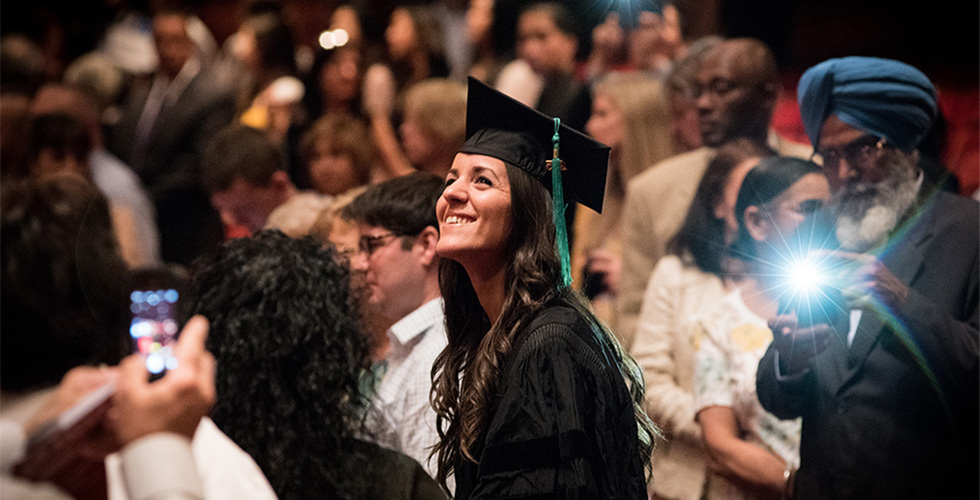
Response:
[342,172,447,484]
[756,56,979,500]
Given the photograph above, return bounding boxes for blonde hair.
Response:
[573,72,676,274]
[308,185,368,244]
[402,78,467,149]
[264,193,334,238]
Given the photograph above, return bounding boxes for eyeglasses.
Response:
[356,232,403,256]
[688,78,754,101]
[811,135,888,172]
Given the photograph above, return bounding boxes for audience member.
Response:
[433,0,471,82]
[108,9,233,267]
[61,52,126,128]
[618,37,811,348]
[190,230,447,499]
[111,316,216,500]
[300,113,376,194]
[230,9,300,117]
[400,78,468,176]
[202,123,325,235]
[513,2,591,131]
[341,172,447,481]
[31,83,161,266]
[576,71,675,335]
[586,1,685,80]
[1,173,129,415]
[630,139,774,500]
[25,113,146,269]
[303,43,365,122]
[1,317,212,500]
[695,156,829,498]
[757,56,979,500]
[664,35,724,152]
[465,0,507,86]
[363,5,450,179]
[309,185,369,259]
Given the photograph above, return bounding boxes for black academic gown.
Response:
[454,304,647,500]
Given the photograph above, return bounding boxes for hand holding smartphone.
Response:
[130,288,181,378]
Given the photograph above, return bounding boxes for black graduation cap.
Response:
[459,77,610,214]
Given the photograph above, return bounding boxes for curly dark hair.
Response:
[430,163,659,487]
[0,173,130,391]
[188,230,375,500]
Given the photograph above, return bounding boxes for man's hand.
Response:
[112,316,216,445]
[24,367,116,437]
[770,314,832,375]
[812,249,910,311]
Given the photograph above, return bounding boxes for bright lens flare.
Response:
[787,258,825,295]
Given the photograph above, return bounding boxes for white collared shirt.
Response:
[367,298,447,480]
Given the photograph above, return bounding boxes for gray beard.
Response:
[833,154,919,252]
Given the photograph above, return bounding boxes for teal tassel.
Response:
[551,117,572,288]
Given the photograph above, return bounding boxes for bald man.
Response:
[756,57,979,500]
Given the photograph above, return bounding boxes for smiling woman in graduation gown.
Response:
[430,78,658,499]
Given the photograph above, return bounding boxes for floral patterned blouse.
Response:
[693,288,802,470]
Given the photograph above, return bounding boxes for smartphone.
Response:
[130,288,181,378]
[777,208,844,328]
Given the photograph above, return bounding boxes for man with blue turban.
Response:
[756,57,979,499]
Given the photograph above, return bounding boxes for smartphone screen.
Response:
[130,288,181,376]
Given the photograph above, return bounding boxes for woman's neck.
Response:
[463,260,507,325]
[728,259,779,319]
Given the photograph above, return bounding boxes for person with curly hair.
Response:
[429,78,658,498]
[189,230,446,499]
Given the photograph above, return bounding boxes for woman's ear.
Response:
[743,205,770,242]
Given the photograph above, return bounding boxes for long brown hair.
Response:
[429,163,659,488]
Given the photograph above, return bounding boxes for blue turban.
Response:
[798,57,938,152]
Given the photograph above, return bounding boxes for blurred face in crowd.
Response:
[386,8,417,61]
[467,0,494,45]
[319,47,361,110]
[308,137,360,196]
[399,116,440,171]
[153,14,195,79]
[232,25,260,72]
[715,157,760,244]
[517,9,577,76]
[694,43,775,148]
[436,153,513,271]
[746,173,831,252]
[586,93,625,150]
[350,223,432,322]
[210,174,289,233]
[817,115,920,251]
[32,149,88,179]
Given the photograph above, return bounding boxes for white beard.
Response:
[833,153,919,252]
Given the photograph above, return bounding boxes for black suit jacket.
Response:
[110,69,234,266]
[757,190,979,500]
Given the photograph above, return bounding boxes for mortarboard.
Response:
[459,77,611,287]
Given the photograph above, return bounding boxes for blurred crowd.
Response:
[1,0,977,499]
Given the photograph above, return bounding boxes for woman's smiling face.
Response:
[436,153,513,267]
